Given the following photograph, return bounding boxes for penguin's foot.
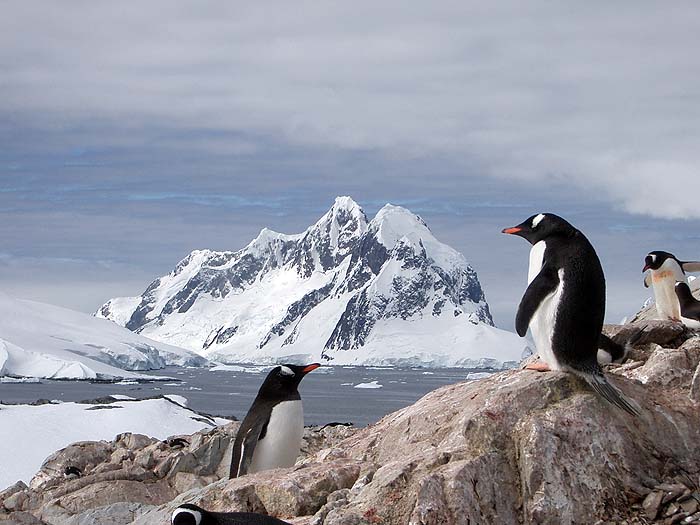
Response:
[524,361,551,372]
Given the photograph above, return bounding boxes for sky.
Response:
[2,2,699,330]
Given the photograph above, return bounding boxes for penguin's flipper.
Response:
[229,413,270,478]
[681,261,700,273]
[643,272,651,288]
[515,267,560,337]
[583,372,641,417]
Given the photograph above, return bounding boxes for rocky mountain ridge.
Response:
[97,197,526,368]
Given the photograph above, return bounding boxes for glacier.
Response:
[0,291,207,380]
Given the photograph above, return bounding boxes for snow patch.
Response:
[354,380,383,389]
[0,397,229,490]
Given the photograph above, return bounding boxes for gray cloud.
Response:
[2,2,699,328]
[2,2,700,217]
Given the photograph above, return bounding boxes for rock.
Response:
[1,489,28,512]
[115,433,154,451]
[317,370,699,525]
[681,498,700,515]
[605,321,688,348]
[38,479,176,523]
[0,511,48,524]
[133,460,362,524]
[624,346,694,387]
[61,502,154,525]
[690,364,700,402]
[11,322,700,525]
[30,441,114,490]
[0,481,28,508]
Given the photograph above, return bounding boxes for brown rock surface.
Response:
[5,321,700,525]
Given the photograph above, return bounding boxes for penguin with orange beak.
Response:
[229,363,320,478]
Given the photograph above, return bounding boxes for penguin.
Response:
[229,363,320,479]
[502,213,640,416]
[64,466,81,479]
[643,251,700,321]
[674,281,700,329]
[597,333,629,365]
[172,503,291,525]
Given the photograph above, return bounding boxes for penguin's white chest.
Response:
[249,400,303,474]
[527,241,565,370]
[651,259,686,320]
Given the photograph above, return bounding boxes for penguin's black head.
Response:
[501,213,575,245]
[258,363,320,399]
[643,251,678,272]
[172,504,213,525]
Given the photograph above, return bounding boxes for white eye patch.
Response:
[531,214,545,228]
[279,366,294,376]
[172,507,202,525]
[651,254,657,262]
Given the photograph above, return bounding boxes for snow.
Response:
[353,381,383,389]
[99,197,526,369]
[209,364,270,373]
[0,291,207,380]
[0,396,230,490]
[466,372,495,380]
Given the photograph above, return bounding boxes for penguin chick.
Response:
[229,363,320,478]
[643,251,700,321]
[172,503,291,525]
[675,281,700,329]
[503,213,640,416]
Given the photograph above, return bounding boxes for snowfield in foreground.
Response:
[0,396,230,491]
[0,292,208,380]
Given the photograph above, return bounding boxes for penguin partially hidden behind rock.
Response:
[172,503,291,525]
[674,281,700,329]
[643,251,700,321]
[229,363,320,479]
[502,213,640,416]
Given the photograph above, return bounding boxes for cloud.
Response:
[2,2,699,217]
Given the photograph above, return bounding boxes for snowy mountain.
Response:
[0,292,207,380]
[97,197,527,367]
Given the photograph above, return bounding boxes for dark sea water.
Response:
[0,365,496,427]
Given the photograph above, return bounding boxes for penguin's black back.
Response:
[209,512,291,525]
[546,229,606,372]
[172,504,292,525]
[677,282,700,320]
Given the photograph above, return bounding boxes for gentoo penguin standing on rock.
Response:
[675,281,700,329]
[172,503,291,525]
[643,251,700,321]
[229,363,320,479]
[502,213,640,416]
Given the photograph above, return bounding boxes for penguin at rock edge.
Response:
[229,363,320,479]
[502,213,640,416]
[171,503,292,525]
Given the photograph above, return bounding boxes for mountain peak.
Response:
[97,197,522,367]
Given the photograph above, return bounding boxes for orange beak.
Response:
[302,363,320,373]
[502,227,522,235]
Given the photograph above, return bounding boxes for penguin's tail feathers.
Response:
[583,372,641,417]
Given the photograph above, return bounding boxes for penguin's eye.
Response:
[279,366,294,377]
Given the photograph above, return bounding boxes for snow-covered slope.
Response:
[0,396,229,490]
[0,292,207,380]
[98,197,528,368]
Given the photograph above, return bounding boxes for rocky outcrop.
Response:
[0,421,356,525]
[3,321,700,525]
